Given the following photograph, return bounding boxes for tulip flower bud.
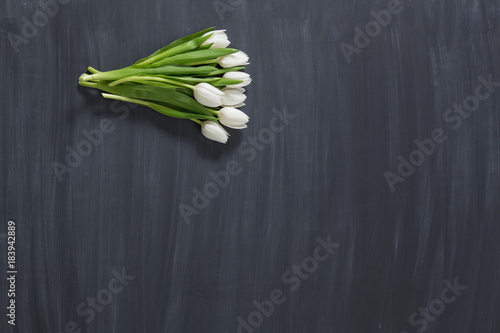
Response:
[218,107,249,129]
[201,121,229,143]
[218,51,250,68]
[223,71,252,88]
[202,30,231,49]
[193,83,224,107]
[221,88,247,107]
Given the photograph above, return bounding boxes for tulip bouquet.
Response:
[78,27,251,143]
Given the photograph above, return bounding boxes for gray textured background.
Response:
[1,0,500,332]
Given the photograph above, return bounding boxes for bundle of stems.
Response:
[78,27,252,143]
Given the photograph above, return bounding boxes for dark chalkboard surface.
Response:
[1,0,500,332]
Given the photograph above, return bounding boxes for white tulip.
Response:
[218,51,250,68]
[201,30,230,49]
[193,83,224,107]
[228,87,245,93]
[218,107,249,129]
[201,121,229,143]
[223,71,252,88]
[221,88,247,107]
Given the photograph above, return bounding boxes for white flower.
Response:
[223,71,252,88]
[218,51,250,68]
[201,121,229,143]
[193,83,224,107]
[201,30,230,49]
[229,87,245,93]
[218,107,249,129]
[221,88,247,107]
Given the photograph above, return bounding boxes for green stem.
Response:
[100,93,216,121]
[191,119,202,125]
[207,108,219,116]
[184,59,219,66]
[101,93,152,108]
[109,76,193,89]
[80,67,140,82]
[87,66,101,74]
[78,81,99,88]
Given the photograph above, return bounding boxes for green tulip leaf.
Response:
[146,48,238,67]
[133,27,214,65]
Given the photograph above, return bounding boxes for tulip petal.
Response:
[218,51,250,68]
[194,83,223,107]
[218,107,249,129]
[201,121,229,143]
